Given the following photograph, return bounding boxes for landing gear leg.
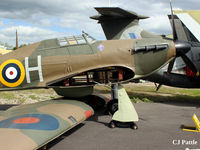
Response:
[107,84,118,115]
[107,99,118,115]
[107,84,139,129]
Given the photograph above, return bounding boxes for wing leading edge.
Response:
[0,100,94,150]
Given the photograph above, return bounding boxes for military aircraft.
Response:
[0,5,193,150]
[90,3,200,91]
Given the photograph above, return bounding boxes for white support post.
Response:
[112,84,139,122]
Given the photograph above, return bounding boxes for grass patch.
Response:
[0,84,199,104]
[131,97,152,103]
[29,95,39,100]
[19,99,26,104]
[94,84,200,104]
[0,92,15,100]
[50,96,56,99]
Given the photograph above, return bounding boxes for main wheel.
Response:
[107,99,118,115]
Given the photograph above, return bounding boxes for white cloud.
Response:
[140,15,171,35]
[0,26,65,46]
[0,21,5,27]
[0,0,199,46]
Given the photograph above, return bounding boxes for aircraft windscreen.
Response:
[57,32,96,47]
[58,35,87,46]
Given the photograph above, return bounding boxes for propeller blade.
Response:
[167,58,175,73]
[169,0,178,40]
[181,54,199,76]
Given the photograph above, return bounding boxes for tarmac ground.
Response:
[46,102,200,150]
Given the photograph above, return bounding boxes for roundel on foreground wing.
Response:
[0,114,59,130]
[0,59,25,87]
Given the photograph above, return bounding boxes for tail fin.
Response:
[91,7,159,40]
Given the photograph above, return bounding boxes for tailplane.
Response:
[91,7,160,40]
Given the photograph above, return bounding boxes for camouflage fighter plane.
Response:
[0,9,191,150]
[90,3,200,91]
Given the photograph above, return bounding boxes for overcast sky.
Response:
[0,0,199,46]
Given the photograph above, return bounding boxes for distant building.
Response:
[0,44,6,49]
[0,48,12,55]
[0,42,13,55]
[0,42,13,50]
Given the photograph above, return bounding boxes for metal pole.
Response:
[16,30,18,49]
[111,84,118,100]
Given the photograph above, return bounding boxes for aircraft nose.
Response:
[174,40,191,57]
[167,40,199,76]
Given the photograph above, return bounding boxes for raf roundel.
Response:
[0,114,59,130]
[0,59,25,87]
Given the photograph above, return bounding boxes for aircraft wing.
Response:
[0,99,94,150]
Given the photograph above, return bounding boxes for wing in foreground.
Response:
[0,99,94,150]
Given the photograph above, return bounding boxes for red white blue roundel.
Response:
[2,64,20,83]
[0,59,25,87]
[0,114,59,130]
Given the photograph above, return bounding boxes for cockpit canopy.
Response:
[57,31,96,47]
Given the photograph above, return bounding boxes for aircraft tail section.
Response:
[91,7,159,40]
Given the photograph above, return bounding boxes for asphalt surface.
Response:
[46,102,200,150]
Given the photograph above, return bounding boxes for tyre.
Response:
[107,99,118,115]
